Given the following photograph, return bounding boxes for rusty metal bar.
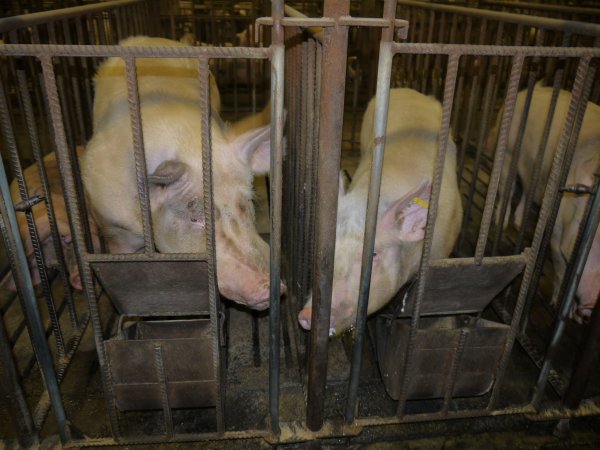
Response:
[0,67,69,443]
[346,0,397,424]
[441,328,469,415]
[488,55,592,409]
[397,53,460,416]
[197,56,223,433]
[474,55,524,262]
[0,43,271,59]
[39,53,122,438]
[13,68,69,353]
[0,0,151,33]
[482,0,600,18]
[531,67,598,407]
[562,294,600,410]
[153,345,173,438]
[307,0,350,432]
[396,0,600,37]
[0,298,37,447]
[123,56,155,255]
[269,0,285,435]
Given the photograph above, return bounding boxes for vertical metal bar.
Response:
[307,0,350,432]
[16,67,79,331]
[39,53,121,438]
[562,292,600,410]
[198,57,223,432]
[345,41,394,424]
[397,53,460,416]
[0,72,69,444]
[488,56,592,410]
[269,0,285,435]
[153,345,173,438]
[345,0,397,424]
[474,55,524,262]
[441,328,469,415]
[0,298,37,448]
[123,56,155,255]
[531,66,597,407]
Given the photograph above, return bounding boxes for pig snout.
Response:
[298,303,345,336]
[221,275,286,310]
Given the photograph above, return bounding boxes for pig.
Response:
[298,88,463,335]
[2,148,101,291]
[81,36,281,310]
[494,84,600,322]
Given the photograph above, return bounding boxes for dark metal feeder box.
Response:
[374,253,527,400]
[105,318,217,411]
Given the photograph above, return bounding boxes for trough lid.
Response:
[391,250,529,317]
[91,260,212,316]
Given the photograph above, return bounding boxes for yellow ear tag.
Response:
[412,197,429,209]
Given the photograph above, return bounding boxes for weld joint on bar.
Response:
[560,184,594,195]
[13,195,45,211]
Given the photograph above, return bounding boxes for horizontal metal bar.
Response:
[0,0,146,33]
[60,396,600,447]
[0,44,271,59]
[482,0,600,17]
[84,253,208,263]
[257,15,408,30]
[391,43,600,57]
[397,0,600,37]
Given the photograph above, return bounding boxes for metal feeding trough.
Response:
[92,260,219,412]
[374,252,528,400]
[91,260,211,316]
[105,318,217,411]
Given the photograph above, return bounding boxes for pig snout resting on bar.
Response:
[3,148,100,291]
[298,88,463,335]
[82,36,282,310]
[495,84,600,323]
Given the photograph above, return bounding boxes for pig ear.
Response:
[232,124,271,175]
[379,180,432,243]
[148,160,187,186]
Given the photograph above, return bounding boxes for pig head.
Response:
[3,147,100,291]
[299,88,463,335]
[82,36,280,310]
[494,84,600,322]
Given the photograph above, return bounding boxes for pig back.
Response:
[356,88,463,260]
[509,85,600,203]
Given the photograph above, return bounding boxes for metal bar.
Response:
[0,43,271,59]
[39,53,122,438]
[388,44,600,58]
[269,0,285,435]
[397,53,460,416]
[13,68,67,355]
[197,56,223,433]
[123,56,155,254]
[0,71,69,443]
[482,0,600,18]
[307,0,350,432]
[474,55,524,261]
[345,0,397,425]
[153,345,173,438]
[488,56,592,410]
[84,252,208,262]
[396,0,600,37]
[441,328,469,415]
[0,300,37,447]
[531,69,598,407]
[0,0,148,33]
[562,293,600,410]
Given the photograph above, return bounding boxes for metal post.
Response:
[307,0,350,432]
[345,0,397,424]
[269,0,285,435]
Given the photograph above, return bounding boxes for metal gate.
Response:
[0,0,599,446]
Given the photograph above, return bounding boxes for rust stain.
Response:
[374,135,386,146]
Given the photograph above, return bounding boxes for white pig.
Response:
[82,36,281,310]
[3,148,101,291]
[298,88,463,335]
[495,84,600,322]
